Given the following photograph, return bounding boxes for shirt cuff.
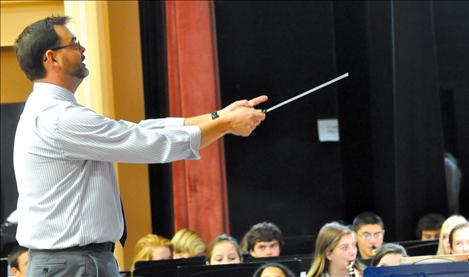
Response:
[185,126,201,159]
[164,117,185,127]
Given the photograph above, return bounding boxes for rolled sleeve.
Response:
[185,125,201,159]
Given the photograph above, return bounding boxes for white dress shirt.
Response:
[14,82,201,249]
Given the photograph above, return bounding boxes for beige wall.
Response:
[1,0,151,271]
[0,0,63,102]
[107,1,152,270]
[0,48,31,103]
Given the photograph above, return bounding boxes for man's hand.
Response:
[224,106,266,137]
[197,95,268,148]
[218,95,268,117]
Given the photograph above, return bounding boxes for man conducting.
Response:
[14,16,267,276]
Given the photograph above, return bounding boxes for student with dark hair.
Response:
[242,222,284,258]
[205,234,243,265]
[370,243,408,267]
[352,212,385,266]
[252,262,296,277]
[416,213,445,240]
[14,16,267,276]
[8,246,28,277]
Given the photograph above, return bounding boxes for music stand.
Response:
[133,256,205,277]
[364,261,469,277]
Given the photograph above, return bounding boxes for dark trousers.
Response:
[27,243,119,277]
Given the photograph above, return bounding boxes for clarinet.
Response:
[348,261,355,277]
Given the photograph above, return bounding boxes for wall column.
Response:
[165,0,229,243]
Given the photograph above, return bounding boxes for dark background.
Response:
[2,1,468,245]
[210,0,469,241]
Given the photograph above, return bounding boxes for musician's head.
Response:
[307,222,361,277]
[370,243,407,267]
[352,212,385,260]
[242,221,283,258]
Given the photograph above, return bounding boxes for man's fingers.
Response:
[248,95,268,107]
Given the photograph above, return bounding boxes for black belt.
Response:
[30,242,115,253]
[78,242,115,252]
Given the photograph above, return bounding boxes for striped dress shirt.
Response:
[14,82,201,249]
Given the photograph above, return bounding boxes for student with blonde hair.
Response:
[436,215,467,255]
[448,222,469,255]
[171,228,207,259]
[131,234,172,271]
[307,222,363,277]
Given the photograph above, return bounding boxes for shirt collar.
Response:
[33,82,78,104]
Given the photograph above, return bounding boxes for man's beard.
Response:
[71,63,89,79]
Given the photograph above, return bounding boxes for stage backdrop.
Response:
[138,0,469,242]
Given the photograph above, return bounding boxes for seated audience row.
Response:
[131,213,468,276]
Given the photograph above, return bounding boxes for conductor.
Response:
[13,16,267,276]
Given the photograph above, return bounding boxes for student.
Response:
[416,213,445,241]
[171,229,207,259]
[242,222,284,258]
[352,212,385,266]
[205,234,243,265]
[252,262,296,277]
[448,222,469,255]
[8,246,28,277]
[131,234,172,271]
[436,215,467,255]
[307,222,363,277]
[370,243,408,267]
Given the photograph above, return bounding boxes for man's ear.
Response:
[43,50,56,63]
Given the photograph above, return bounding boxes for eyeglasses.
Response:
[50,40,81,51]
[359,231,384,240]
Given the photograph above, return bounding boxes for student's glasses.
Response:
[359,231,384,240]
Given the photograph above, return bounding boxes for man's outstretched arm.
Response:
[184,95,268,148]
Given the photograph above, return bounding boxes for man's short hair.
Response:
[416,213,445,238]
[8,246,28,269]
[243,222,284,252]
[15,16,70,81]
[352,212,384,231]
